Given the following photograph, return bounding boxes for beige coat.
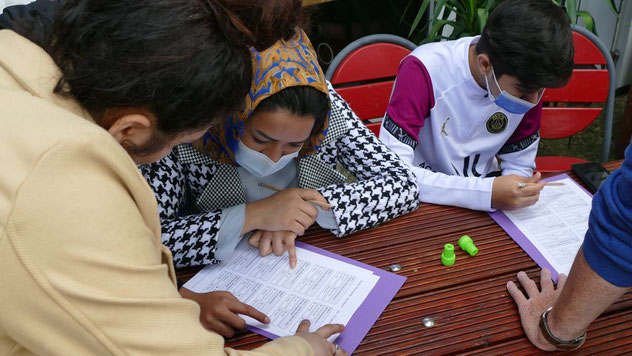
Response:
[0,30,313,356]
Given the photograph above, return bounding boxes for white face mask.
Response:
[235,140,299,178]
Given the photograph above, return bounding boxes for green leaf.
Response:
[465,0,477,25]
[602,0,625,22]
[576,10,596,34]
[408,0,431,38]
[400,0,414,25]
[428,18,456,35]
[427,18,464,39]
[566,0,577,25]
[415,0,573,43]
[434,0,449,19]
[413,30,428,44]
[420,35,443,45]
[452,1,469,20]
[440,3,454,21]
[483,0,496,12]
[477,7,488,34]
[604,0,619,15]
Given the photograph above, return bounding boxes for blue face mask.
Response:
[235,140,300,178]
[485,66,544,115]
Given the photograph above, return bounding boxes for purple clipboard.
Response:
[489,173,592,282]
[246,241,406,354]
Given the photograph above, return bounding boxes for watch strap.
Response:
[539,306,586,351]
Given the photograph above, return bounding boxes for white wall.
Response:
[579,0,632,88]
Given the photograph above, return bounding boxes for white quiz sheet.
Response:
[501,177,593,275]
[184,239,379,340]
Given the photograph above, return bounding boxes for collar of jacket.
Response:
[0,30,92,123]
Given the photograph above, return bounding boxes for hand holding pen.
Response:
[492,172,547,210]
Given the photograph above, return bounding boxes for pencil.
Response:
[516,182,565,188]
[258,182,333,208]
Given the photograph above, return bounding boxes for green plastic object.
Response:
[441,244,455,266]
[458,235,479,256]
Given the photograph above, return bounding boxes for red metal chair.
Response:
[325,34,417,136]
[536,25,616,173]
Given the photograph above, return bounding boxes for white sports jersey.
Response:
[380,36,541,211]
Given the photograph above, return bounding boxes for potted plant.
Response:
[405,0,619,44]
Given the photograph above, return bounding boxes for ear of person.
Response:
[106,113,153,145]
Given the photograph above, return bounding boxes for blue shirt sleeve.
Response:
[214,204,246,261]
[582,143,632,287]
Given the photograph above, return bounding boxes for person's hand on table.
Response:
[244,188,327,236]
[506,269,571,351]
[295,319,349,356]
[179,288,270,337]
[492,172,545,210]
[248,230,298,269]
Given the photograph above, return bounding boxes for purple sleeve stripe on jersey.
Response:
[385,56,435,142]
[505,100,542,144]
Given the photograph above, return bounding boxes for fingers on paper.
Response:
[248,230,263,247]
[254,231,298,269]
[296,319,311,333]
[315,323,345,339]
[258,231,273,256]
[286,233,297,269]
[213,294,248,331]
[272,232,285,256]
[233,301,270,325]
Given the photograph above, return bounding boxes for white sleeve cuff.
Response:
[312,202,340,230]
[413,166,495,212]
[501,167,534,177]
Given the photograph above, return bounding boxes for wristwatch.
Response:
[539,306,586,351]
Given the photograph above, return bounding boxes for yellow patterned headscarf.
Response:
[192,28,329,164]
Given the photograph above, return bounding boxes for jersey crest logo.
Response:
[486,112,508,134]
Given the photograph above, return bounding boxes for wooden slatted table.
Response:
[177,161,631,355]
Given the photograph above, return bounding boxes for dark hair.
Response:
[254,86,330,138]
[476,0,574,91]
[45,0,302,135]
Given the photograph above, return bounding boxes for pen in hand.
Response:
[516,182,565,188]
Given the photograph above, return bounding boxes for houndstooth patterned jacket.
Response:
[140,82,420,268]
